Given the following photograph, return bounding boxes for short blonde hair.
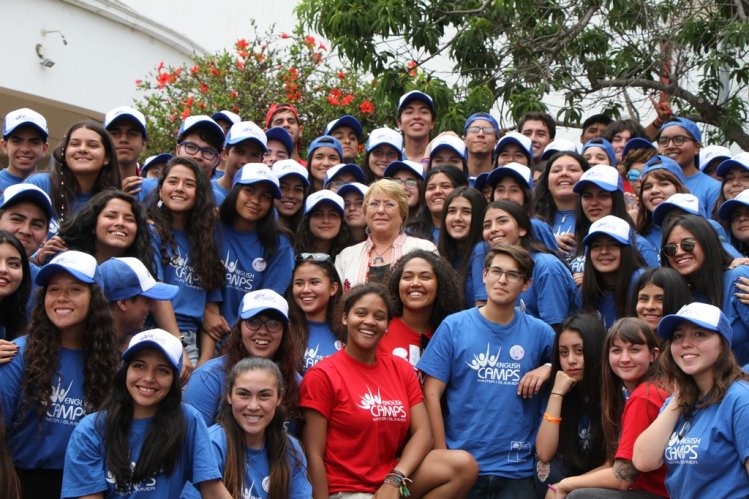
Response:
[363,179,409,221]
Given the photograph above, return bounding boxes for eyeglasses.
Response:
[328,179,347,189]
[244,317,284,333]
[391,178,419,189]
[626,169,641,182]
[296,252,332,263]
[657,135,695,147]
[466,126,496,135]
[662,238,697,257]
[485,266,525,283]
[179,141,220,162]
[367,200,398,210]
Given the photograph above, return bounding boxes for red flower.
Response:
[359,100,374,114]
[304,35,316,46]
[181,107,191,120]
[409,70,417,77]
[157,61,165,71]
[407,60,417,68]
[134,79,142,86]
[341,94,354,106]
[236,38,249,50]
[288,67,298,78]
[319,42,328,51]
[191,65,200,75]
[232,105,239,112]
[157,72,170,88]
[210,68,220,76]
[173,68,183,76]
[254,52,265,62]
[281,32,290,39]
[238,50,249,59]
[337,71,346,79]
[235,59,245,70]
[231,89,238,99]
[169,113,177,122]
[198,102,206,110]
[199,83,209,94]
[313,52,323,64]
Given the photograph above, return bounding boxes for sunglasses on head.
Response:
[662,238,696,257]
[296,252,332,263]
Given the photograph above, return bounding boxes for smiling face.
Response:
[398,257,438,312]
[722,166,749,200]
[235,183,273,229]
[635,283,665,332]
[107,120,146,166]
[126,349,175,419]
[582,146,610,166]
[44,272,91,336]
[664,225,704,279]
[482,207,526,248]
[581,186,613,222]
[309,205,342,242]
[445,196,473,242]
[520,119,551,162]
[640,174,678,212]
[0,242,23,299]
[65,127,109,180]
[558,329,584,382]
[309,146,341,185]
[730,205,749,244]
[223,141,265,179]
[368,145,400,178]
[608,334,656,392]
[228,368,281,448]
[275,177,305,217]
[0,201,49,257]
[464,119,495,155]
[331,126,360,162]
[391,170,420,207]
[292,262,338,322]
[364,194,403,237]
[610,130,632,162]
[493,177,526,206]
[343,192,366,230]
[241,313,285,359]
[95,198,137,256]
[397,101,435,140]
[659,125,700,169]
[589,236,622,274]
[670,322,721,392]
[343,292,389,356]
[425,173,455,217]
[548,156,584,203]
[1,127,48,176]
[160,165,197,214]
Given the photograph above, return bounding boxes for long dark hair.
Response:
[286,258,343,362]
[581,235,644,318]
[0,413,20,499]
[57,189,154,272]
[626,267,692,319]
[148,157,225,291]
[552,314,606,471]
[385,250,463,331]
[532,151,590,224]
[600,318,662,461]
[220,182,286,260]
[661,215,732,306]
[438,187,487,283]
[573,187,635,258]
[101,353,184,489]
[50,121,121,223]
[294,207,352,259]
[218,358,305,498]
[223,314,300,419]
[635,169,688,235]
[0,232,30,340]
[21,280,117,420]
[406,165,468,240]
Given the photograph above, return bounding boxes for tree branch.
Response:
[444,0,493,16]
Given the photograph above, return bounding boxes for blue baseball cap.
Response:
[325,115,363,139]
[621,138,656,161]
[99,257,179,302]
[271,159,309,186]
[224,121,268,151]
[177,115,225,148]
[104,106,147,138]
[573,164,622,193]
[430,135,467,160]
[653,193,701,226]
[3,108,48,141]
[718,189,749,222]
[123,328,183,372]
[487,163,533,190]
[265,127,294,156]
[305,189,344,215]
[211,110,242,125]
[657,302,732,345]
[397,90,435,116]
[494,132,532,163]
[366,128,403,155]
[337,182,369,198]
[36,250,99,286]
[141,153,174,176]
[238,289,289,321]
[0,183,53,219]
[384,160,424,180]
[583,215,632,247]
[716,152,749,178]
[324,163,365,187]
[660,117,702,143]
[582,138,617,166]
[473,171,490,192]
[541,139,577,161]
[463,112,500,139]
[640,155,687,186]
[233,163,281,199]
[307,135,343,162]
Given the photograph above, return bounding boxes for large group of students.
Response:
[0,89,747,499]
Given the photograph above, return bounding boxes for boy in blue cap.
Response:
[1,108,49,190]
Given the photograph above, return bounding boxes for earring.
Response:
[157,199,164,208]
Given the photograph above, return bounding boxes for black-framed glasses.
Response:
[466,126,496,135]
[657,135,695,147]
[485,266,525,283]
[244,317,284,333]
[179,141,220,161]
[297,252,332,263]
[391,178,419,189]
[662,238,697,257]
[626,169,641,182]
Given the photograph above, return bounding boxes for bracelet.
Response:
[384,470,413,497]
[543,412,562,424]
[550,392,564,397]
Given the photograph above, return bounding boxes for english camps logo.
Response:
[223,250,257,290]
[466,343,522,385]
[356,386,407,421]
[46,379,85,425]
[105,465,157,494]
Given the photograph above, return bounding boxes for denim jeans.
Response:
[467,475,536,499]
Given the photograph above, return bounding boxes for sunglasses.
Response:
[296,252,332,263]
[662,238,697,257]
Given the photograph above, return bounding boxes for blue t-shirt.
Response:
[183,356,228,426]
[635,234,659,268]
[133,177,159,206]
[552,210,576,237]
[0,168,26,191]
[683,170,720,216]
[25,172,93,236]
[182,425,312,499]
[461,242,488,307]
[210,179,229,207]
[417,307,554,476]
[150,225,221,332]
[662,381,749,499]
[218,224,294,325]
[720,266,749,364]
[519,252,575,326]
[0,336,88,469]
[574,268,645,329]
[303,320,342,373]
[530,218,560,252]
[61,404,221,498]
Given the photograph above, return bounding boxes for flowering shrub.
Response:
[134,23,394,155]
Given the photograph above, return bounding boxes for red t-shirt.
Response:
[378,317,433,371]
[615,381,669,497]
[299,349,423,494]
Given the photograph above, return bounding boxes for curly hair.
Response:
[532,151,590,225]
[22,281,117,420]
[50,121,122,224]
[222,315,300,420]
[385,250,463,331]
[0,232,30,340]
[147,157,225,291]
[102,356,185,489]
[294,208,352,259]
[56,189,154,273]
[286,258,343,361]
[218,358,305,498]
